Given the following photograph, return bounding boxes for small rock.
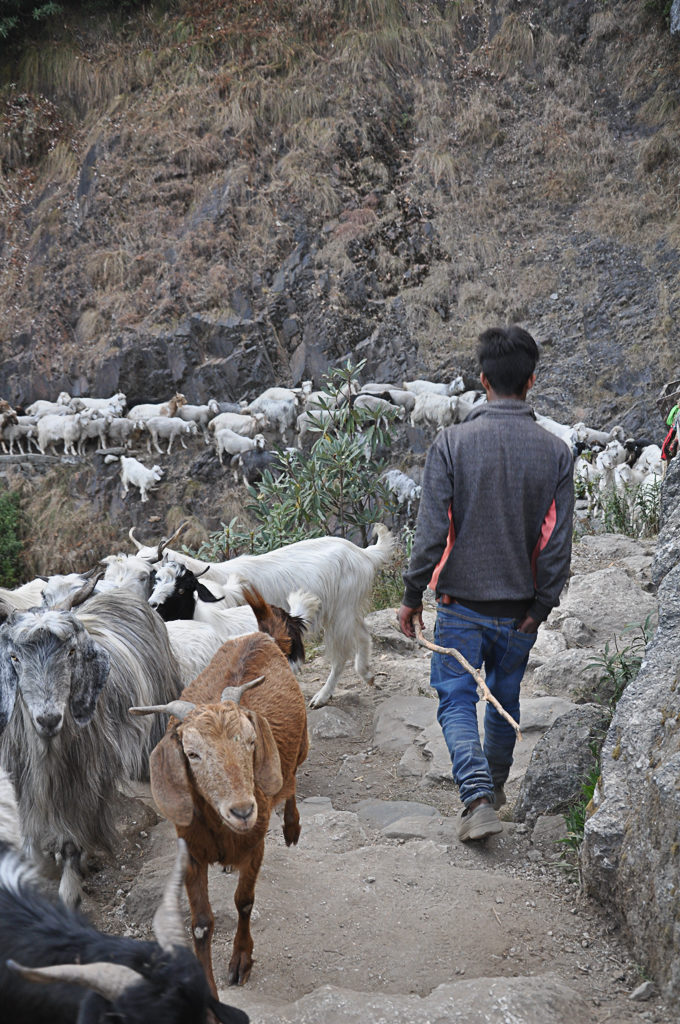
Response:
[629,981,656,1001]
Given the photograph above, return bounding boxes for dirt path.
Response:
[82,588,671,1024]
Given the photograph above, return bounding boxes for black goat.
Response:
[232,448,283,486]
[0,839,248,1024]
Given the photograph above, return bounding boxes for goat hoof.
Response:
[227,952,253,986]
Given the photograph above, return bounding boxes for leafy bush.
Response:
[196,361,402,559]
[0,1,63,41]
[0,489,23,586]
[601,479,661,539]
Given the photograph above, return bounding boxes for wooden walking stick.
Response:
[413,620,522,741]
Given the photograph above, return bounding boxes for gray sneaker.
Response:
[493,786,507,811]
[458,800,503,841]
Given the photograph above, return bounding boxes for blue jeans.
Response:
[430,601,537,807]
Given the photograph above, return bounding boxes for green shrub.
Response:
[0,489,24,586]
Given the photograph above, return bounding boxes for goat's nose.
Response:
[230,801,256,822]
[36,712,62,733]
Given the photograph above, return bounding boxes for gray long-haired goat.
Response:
[0,579,182,907]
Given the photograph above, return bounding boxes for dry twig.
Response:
[413,621,522,741]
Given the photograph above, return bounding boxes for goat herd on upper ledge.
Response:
[0,373,670,1023]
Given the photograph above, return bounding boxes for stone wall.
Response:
[581,455,680,1004]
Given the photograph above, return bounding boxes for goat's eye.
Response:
[186,750,201,761]
[68,648,76,658]
[178,588,185,595]
[9,653,18,662]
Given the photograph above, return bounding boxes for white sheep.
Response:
[120,456,164,502]
[145,416,198,454]
[214,428,265,466]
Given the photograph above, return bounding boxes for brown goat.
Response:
[131,627,308,993]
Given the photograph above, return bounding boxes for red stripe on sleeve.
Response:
[531,499,557,583]
[428,505,456,592]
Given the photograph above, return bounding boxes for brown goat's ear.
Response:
[245,710,283,797]
[149,732,194,827]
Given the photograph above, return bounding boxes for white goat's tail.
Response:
[364,524,396,566]
[287,589,322,631]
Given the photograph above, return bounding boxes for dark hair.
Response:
[477,325,539,397]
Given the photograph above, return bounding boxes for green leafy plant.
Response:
[588,615,656,712]
[561,744,602,874]
[601,479,661,539]
[0,489,24,587]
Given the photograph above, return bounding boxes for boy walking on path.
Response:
[398,326,574,841]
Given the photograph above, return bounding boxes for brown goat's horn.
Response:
[153,839,189,952]
[129,700,196,721]
[53,568,104,611]
[221,675,265,704]
[7,960,142,999]
[156,521,189,562]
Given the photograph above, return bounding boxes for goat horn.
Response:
[6,959,142,999]
[129,700,196,721]
[153,838,189,951]
[156,521,189,562]
[221,675,265,704]
[53,567,105,611]
[128,526,143,550]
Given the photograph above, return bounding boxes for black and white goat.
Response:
[150,568,320,670]
[0,839,248,1024]
[0,580,182,906]
[136,524,396,707]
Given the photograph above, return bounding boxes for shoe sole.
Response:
[459,805,504,842]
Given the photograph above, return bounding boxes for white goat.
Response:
[535,413,577,451]
[208,411,267,438]
[67,392,127,417]
[214,428,265,466]
[243,394,298,440]
[36,414,78,455]
[131,523,396,707]
[145,416,197,454]
[119,456,164,502]
[410,392,458,430]
[382,469,422,515]
[126,392,186,423]
[177,400,220,438]
[403,379,451,396]
[353,393,405,420]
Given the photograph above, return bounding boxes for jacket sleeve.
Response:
[527,448,575,623]
[401,435,455,608]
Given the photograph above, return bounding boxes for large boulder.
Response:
[513,704,610,824]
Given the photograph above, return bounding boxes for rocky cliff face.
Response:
[1,0,679,434]
[582,454,680,1002]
